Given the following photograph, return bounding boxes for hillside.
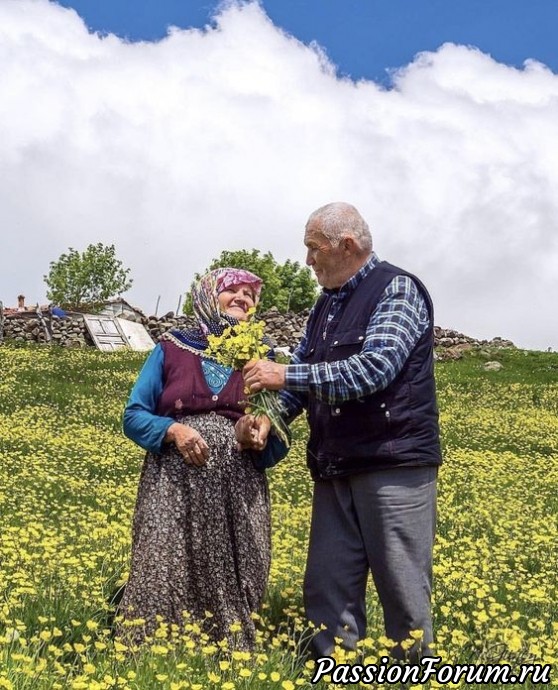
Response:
[0,344,557,689]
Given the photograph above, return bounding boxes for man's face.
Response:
[304,222,346,289]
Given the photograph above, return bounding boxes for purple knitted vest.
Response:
[156,341,246,422]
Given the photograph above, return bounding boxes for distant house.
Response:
[1,295,46,317]
[98,298,145,321]
[1,295,145,320]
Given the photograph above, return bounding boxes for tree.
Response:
[44,243,133,312]
[183,249,319,314]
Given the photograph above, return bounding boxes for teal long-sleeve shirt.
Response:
[123,344,175,453]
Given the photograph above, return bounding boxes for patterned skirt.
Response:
[118,412,271,649]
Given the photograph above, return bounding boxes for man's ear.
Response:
[342,235,355,252]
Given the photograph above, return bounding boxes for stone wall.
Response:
[1,309,515,352]
[1,313,93,348]
[432,327,514,360]
[143,307,309,348]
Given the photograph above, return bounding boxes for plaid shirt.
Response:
[280,253,430,418]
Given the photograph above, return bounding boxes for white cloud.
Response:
[1,0,557,349]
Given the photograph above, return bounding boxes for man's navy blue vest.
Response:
[303,261,442,480]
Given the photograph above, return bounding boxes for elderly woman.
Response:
[119,268,271,649]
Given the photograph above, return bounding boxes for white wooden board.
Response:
[117,318,155,351]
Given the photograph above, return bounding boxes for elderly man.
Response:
[240,202,441,660]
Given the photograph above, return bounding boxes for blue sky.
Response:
[57,0,558,83]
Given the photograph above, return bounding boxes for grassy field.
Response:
[0,343,557,689]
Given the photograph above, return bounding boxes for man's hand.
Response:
[235,414,271,451]
[243,360,287,393]
[165,422,210,466]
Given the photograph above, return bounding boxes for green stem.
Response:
[248,390,290,447]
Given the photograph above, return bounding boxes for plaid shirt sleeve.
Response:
[277,320,311,420]
[282,275,430,406]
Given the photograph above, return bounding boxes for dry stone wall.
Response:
[1,309,515,353]
[143,307,309,348]
[2,313,93,348]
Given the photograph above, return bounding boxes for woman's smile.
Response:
[218,283,256,320]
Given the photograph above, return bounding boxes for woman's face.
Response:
[217,282,257,321]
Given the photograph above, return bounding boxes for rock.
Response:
[436,347,464,361]
[483,361,503,372]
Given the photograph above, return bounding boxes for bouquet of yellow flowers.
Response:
[205,315,290,447]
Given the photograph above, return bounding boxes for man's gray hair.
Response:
[306,202,373,252]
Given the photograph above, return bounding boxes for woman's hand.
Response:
[165,423,210,466]
[235,414,271,451]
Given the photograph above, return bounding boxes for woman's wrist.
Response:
[164,422,182,443]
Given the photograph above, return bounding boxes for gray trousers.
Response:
[303,465,437,660]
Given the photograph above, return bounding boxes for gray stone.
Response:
[483,361,503,371]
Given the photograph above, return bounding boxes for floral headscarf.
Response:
[161,267,263,354]
[192,268,263,336]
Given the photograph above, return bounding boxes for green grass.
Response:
[0,344,557,689]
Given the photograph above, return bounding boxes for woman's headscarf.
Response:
[163,268,263,352]
[192,268,263,336]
